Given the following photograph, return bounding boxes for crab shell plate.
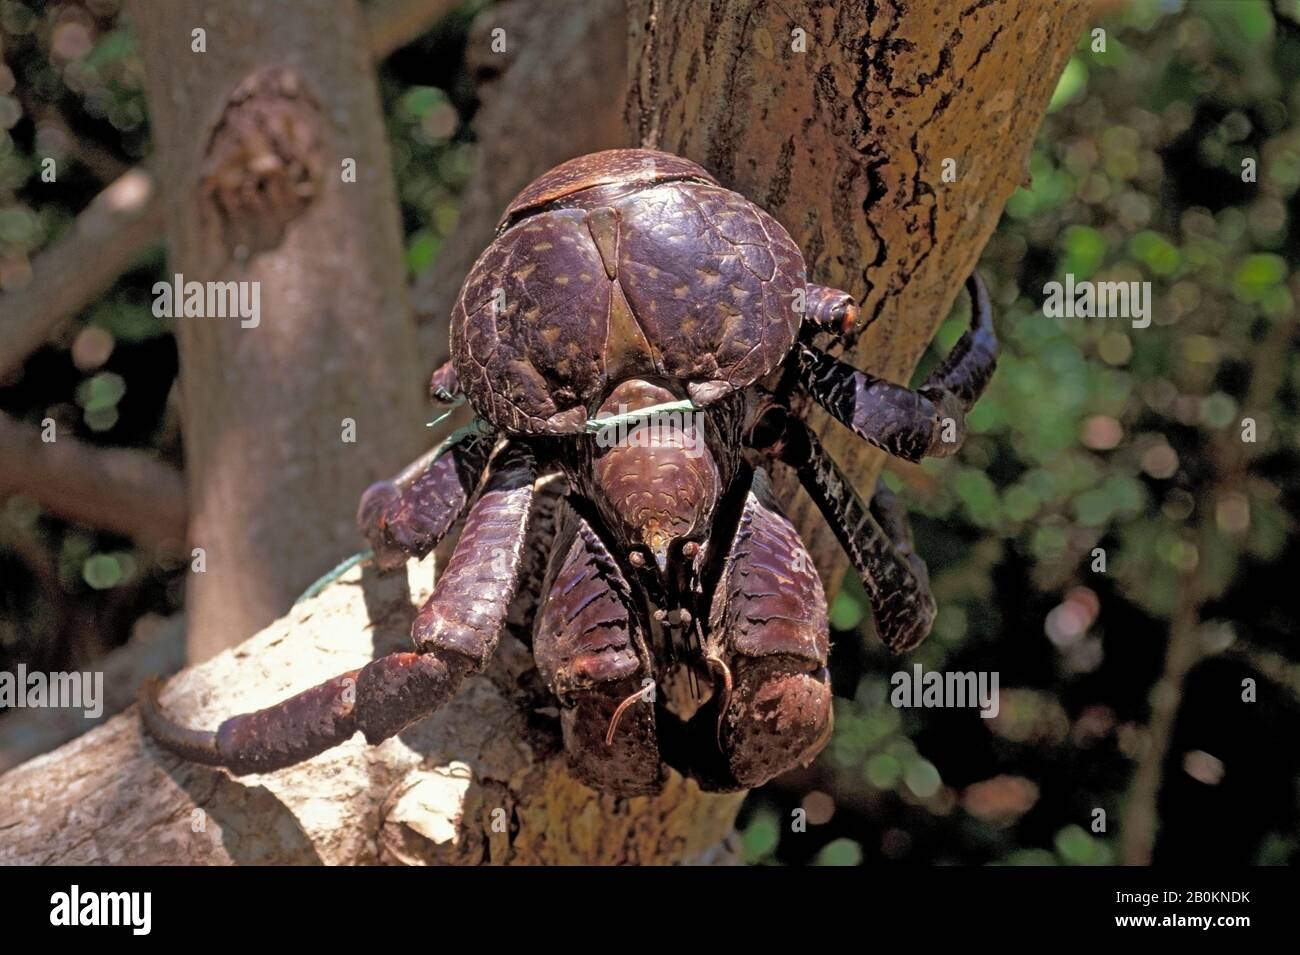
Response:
[450,149,807,434]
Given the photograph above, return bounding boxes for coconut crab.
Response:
[141,148,997,794]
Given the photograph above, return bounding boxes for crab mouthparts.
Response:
[660,661,715,722]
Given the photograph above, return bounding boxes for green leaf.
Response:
[903,759,942,799]
[954,469,999,525]
[75,371,126,412]
[1129,231,1181,275]
[813,838,863,866]
[1233,254,1287,302]
[405,230,439,276]
[865,752,903,790]
[829,589,865,631]
[741,810,780,863]
[82,554,123,590]
[1048,58,1087,112]
[400,86,448,120]
[1055,821,1097,867]
[1061,225,1107,279]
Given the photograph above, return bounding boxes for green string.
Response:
[294,548,374,605]
[584,399,701,435]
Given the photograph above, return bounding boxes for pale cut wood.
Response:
[0,559,742,865]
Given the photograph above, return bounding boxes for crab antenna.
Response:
[604,683,651,747]
[424,398,465,429]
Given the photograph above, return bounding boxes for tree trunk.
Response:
[128,0,426,661]
[627,0,1090,595]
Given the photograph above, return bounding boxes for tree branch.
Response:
[0,412,186,547]
[0,559,742,864]
[0,0,462,381]
[1119,307,1298,864]
[0,169,163,381]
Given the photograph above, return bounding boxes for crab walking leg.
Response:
[698,469,832,791]
[501,472,569,645]
[532,501,665,796]
[765,416,936,653]
[792,271,998,462]
[356,423,496,570]
[138,669,361,774]
[427,359,461,405]
[866,476,929,594]
[369,443,537,737]
[139,445,537,776]
[800,284,860,340]
[924,271,998,409]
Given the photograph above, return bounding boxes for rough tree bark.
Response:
[0,1,1089,865]
[128,0,427,661]
[628,0,1090,597]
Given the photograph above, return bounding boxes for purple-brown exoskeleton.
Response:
[140,149,998,794]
